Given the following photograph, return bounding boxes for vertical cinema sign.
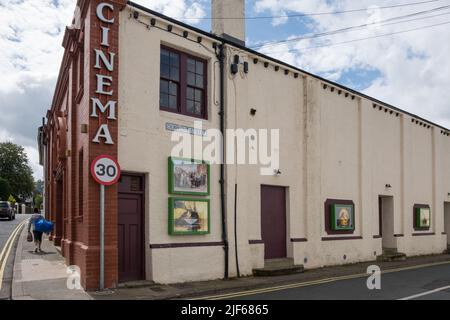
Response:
[91,2,117,145]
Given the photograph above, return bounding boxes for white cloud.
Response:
[133,0,206,23]
[254,0,450,128]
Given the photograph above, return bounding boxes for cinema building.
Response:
[38,0,450,290]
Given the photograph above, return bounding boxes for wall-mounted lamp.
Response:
[386,184,392,189]
[274,169,282,176]
[250,108,257,116]
[243,62,249,73]
[231,55,249,74]
[231,64,238,75]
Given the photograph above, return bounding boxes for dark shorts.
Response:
[33,230,43,242]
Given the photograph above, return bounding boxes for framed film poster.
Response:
[168,157,210,196]
[330,203,355,232]
[168,198,210,235]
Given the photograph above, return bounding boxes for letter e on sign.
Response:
[91,155,121,186]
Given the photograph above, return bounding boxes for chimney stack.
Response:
[212,0,245,46]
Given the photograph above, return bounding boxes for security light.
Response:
[231,64,238,75]
[243,62,249,73]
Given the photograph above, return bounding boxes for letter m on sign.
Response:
[91,98,117,119]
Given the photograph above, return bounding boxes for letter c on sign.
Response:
[96,3,114,24]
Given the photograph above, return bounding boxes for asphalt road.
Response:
[0,214,28,300]
[216,262,450,300]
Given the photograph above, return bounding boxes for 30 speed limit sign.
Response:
[90,155,121,186]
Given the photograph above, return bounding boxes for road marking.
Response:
[193,260,450,300]
[0,220,26,265]
[0,220,27,291]
[399,285,450,300]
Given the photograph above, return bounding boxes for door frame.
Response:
[118,172,146,282]
[444,202,450,247]
[260,184,288,260]
[379,195,396,250]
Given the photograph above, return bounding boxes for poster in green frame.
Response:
[168,157,210,196]
[331,203,355,231]
[168,198,210,235]
[416,207,431,229]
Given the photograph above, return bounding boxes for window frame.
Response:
[160,45,208,120]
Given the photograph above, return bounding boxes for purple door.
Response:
[118,174,144,282]
[261,185,287,259]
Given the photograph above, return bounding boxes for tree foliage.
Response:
[0,142,35,200]
[34,194,43,209]
[0,177,11,201]
[8,194,16,205]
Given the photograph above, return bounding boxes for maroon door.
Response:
[261,185,287,259]
[118,174,145,282]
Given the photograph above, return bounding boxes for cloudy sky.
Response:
[1,0,449,180]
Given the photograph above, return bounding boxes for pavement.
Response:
[5,219,450,300]
[11,220,91,300]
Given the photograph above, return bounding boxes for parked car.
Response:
[0,201,15,220]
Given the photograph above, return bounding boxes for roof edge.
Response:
[126,1,449,132]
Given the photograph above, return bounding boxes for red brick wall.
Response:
[44,0,126,291]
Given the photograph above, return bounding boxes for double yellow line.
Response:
[193,260,450,300]
[0,219,28,291]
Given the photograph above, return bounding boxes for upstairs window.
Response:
[159,46,207,119]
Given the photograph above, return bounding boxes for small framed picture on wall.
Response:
[331,203,355,231]
[168,157,210,196]
[168,198,210,235]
